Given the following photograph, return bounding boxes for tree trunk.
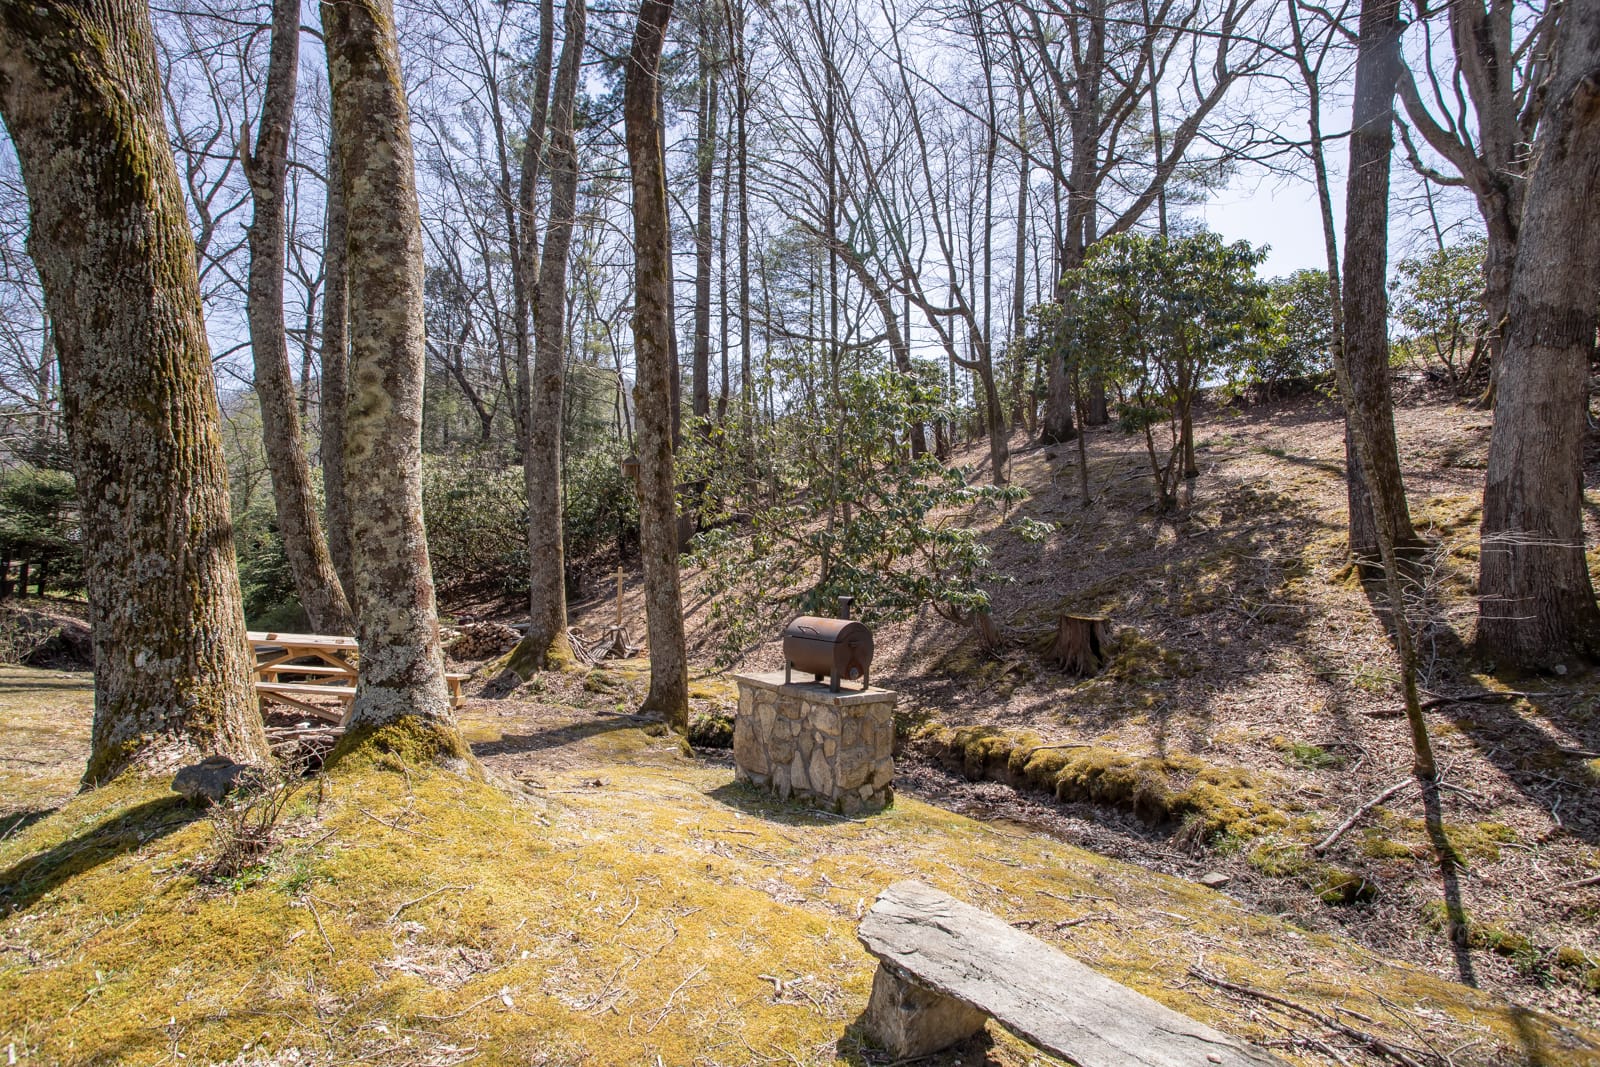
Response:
[1478,9,1600,666]
[322,0,468,761]
[1049,614,1108,676]
[691,29,716,431]
[243,0,353,635]
[1338,0,1417,561]
[0,0,269,784]
[320,122,356,605]
[512,0,556,456]
[511,0,587,676]
[626,0,690,734]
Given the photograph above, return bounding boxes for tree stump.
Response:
[1048,614,1108,676]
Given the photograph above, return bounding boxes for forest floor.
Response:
[3,663,1599,1066]
[556,387,1600,1029]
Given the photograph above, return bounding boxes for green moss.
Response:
[1394,818,1518,863]
[1315,865,1378,906]
[1421,902,1533,956]
[1246,841,1311,877]
[1361,829,1421,860]
[326,716,478,775]
[924,725,1286,841]
[688,712,733,748]
[583,669,621,693]
[1272,738,1343,770]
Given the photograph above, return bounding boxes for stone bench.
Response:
[856,880,1284,1065]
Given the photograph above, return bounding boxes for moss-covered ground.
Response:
[3,668,1599,1066]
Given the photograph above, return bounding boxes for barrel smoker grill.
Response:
[783,599,874,692]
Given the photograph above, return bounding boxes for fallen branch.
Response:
[1417,689,1531,711]
[1555,873,1600,890]
[1188,967,1433,1067]
[388,884,469,923]
[1312,780,1416,855]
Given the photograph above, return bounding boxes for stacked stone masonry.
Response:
[732,671,896,815]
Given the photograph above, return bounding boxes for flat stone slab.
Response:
[857,880,1284,1066]
[734,670,893,706]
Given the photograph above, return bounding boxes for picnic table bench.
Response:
[249,631,467,723]
[856,880,1283,1065]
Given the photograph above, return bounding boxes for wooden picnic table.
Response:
[248,631,466,723]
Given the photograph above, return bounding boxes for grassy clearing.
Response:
[2,668,1598,1065]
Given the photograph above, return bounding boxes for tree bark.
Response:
[626,0,690,734]
[1339,0,1417,560]
[320,122,356,605]
[322,0,467,759]
[512,0,556,455]
[511,0,587,676]
[0,0,269,784]
[243,0,353,635]
[691,22,717,431]
[1478,5,1600,665]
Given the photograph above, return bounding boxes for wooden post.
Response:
[615,566,625,629]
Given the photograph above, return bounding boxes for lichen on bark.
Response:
[321,0,471,752]
[0,0,269,784]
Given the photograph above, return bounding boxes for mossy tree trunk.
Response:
[319,121,356,604]
[0,0,269,784]
[244,0,354,636]
[1478,7,1600,666]
[1338,0,1418,562]
[322,0,462,749]
[513,0,587,676]
[625,0,691,734]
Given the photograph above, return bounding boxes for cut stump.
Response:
[1049,613,1109,675]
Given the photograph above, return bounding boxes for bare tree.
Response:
[626,0,691,734]
[1339,0,1419,560]
[242,0,354,634]
[323,0,470,757]
[320,121,356,601]
[1478,0,1600,665]
[1396,0,1559,400]
[510,0,589,674]
[0,0,270,783]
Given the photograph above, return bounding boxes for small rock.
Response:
[1198,871,1231,890]
[1554,663,1568,676]
[171,755,257,805]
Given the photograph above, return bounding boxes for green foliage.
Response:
[684,368,1024,667]
[1248,270,1335,395]
[419,448,639,600]
[1392,238,1487,387]
[421,456,528,599]
[1045,231,1271,508]
[562,448,639,563]
[0,464,79,595]
[234,496,305,630]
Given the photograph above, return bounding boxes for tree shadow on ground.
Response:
[836,1016,1005,1066]
[704,779,875,828]
[1358,570,1600,849]
[0,807,56,842]
[0,796,199,915]
[470,711,662,760]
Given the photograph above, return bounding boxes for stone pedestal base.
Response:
[862,964,988,1058]
[732,671,895,814]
